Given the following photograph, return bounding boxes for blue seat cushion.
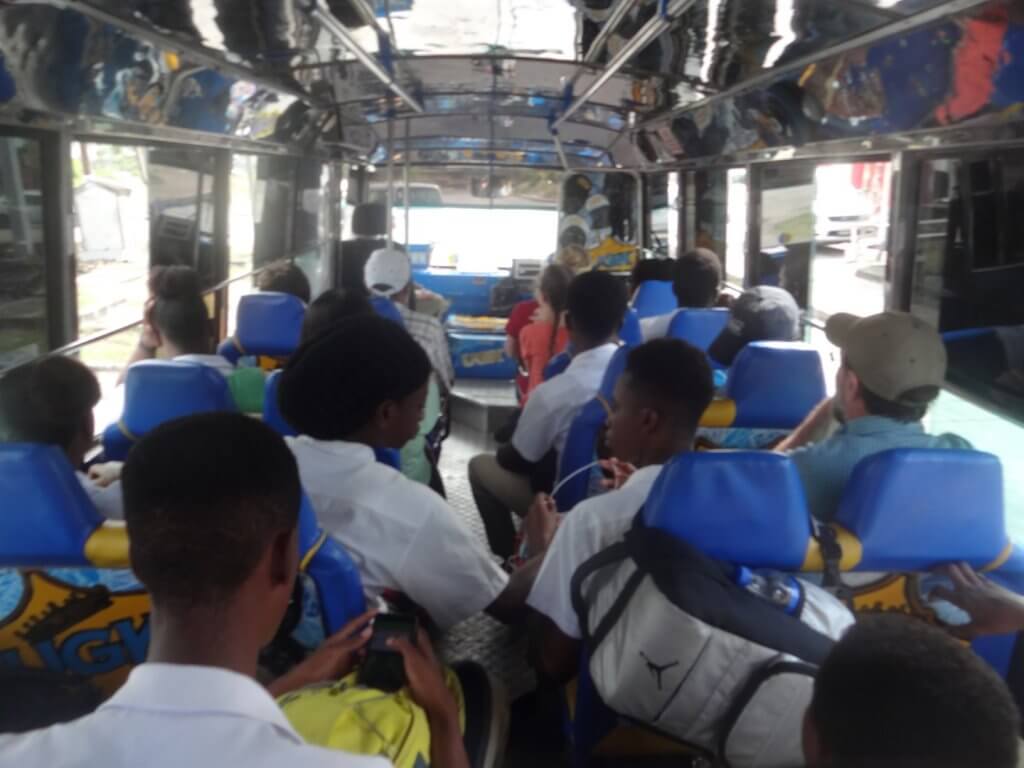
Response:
[619,309,642,348]
[836,448,1006,571]
[263,370,296,437]
[642,451,812,570]
[632,280,676,320]
[667,308,730,353]
[235,292,306,357]
[726,342,826,429]
[120,361,236,438]
[370,296,405,327]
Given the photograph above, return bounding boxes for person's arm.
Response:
[118,301,159,384]
[389,629,470,768]
[499,388,556,474]
[528,612,580,685]
[775,396,835,452]
[486,557,542,625]
[929,563,1024,639]
[267,609,376,697]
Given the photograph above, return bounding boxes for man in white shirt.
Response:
[469,271,629,559]
[524,338,715,683]
[0,355,123,519]
[0,413,467,768]
[639,248,723,341]
[278,315,531,629]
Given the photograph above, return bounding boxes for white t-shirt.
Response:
[0,663,390,768]
[76,472,123,521]
[287,437,509,629]
[527,464,663,639]
[511,343,618,462]
[639,310,679,342]
[173,353,236,376]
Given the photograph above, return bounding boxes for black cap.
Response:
[708,286,801,366]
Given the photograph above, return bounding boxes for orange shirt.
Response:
[519,321,570,399]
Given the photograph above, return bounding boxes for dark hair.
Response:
[624,339,714,437]
[352,202,387,237]
[630,258,675,294]
[0,356,100,454]
[121,412,301,607]
[810,614,1020,768]
[861,384,939,423]
[538,264,574,357]
[674,248,722,308]
[300,289,374,344]
[148,266,211,353]
[566,271,628,344]
[279,315,431,439]
[258,261,311,304]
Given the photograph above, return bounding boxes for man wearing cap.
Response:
[706,285,802,367]
[777,311,970,521]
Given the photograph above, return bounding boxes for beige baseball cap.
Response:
[825,311,947,403]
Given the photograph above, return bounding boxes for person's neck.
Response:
[570,334,615,354]
[633,434,693,469]
[342,427,387,450]
[147,605,261,678]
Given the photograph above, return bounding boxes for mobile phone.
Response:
[357,613,417,693]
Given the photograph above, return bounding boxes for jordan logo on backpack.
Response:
[639,651,679,691]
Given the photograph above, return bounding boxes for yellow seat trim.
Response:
[699,398,736,428]
[84,522,132,568]
[801,525,863,571]
[300,531,327,573]
[117,420,139,442]
[982,541,1014,572]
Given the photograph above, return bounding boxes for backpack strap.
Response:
[815,525,852,601]
[570,540,634,649]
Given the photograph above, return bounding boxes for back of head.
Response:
[279,314,431,440]
[630,258,675,294]
[121,412,301,607]
[257,261,311,304]
[149,265,211,353]
[352,203,387,238]
[539,264,574,315]
[708,285,801,366]
[674,248,722,308]
[566,270,628,344]
[0,356,99,454]
[364,247,412,298]
[625,339,714,437]
[809,614,1020,768]
[300,288,373,344]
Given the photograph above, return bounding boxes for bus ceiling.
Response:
[0,1,1020,168]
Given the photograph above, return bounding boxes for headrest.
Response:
[0,444,101,566]
[632,280,676,319]
[121,360,235,438]
[598,345,630,400]
[726,342,826,428]
[234,292,306,357]
[370,296,405,327]
[642,452,812,570]
[619,308,642,347]
[667,308,730,353]
[837,449,1006,571]
[263,370,296,437]
[544,350,572,381]
[352,203,387,237]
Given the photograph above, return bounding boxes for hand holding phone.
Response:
[357,613,417,693]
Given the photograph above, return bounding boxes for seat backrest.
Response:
[370,295,405,326]
[554,346,630,510]
[667,308,730,352]
[103,361,236,460]
[726,342,826,428]
[619,308,642,347]
[218,292,306,363]
[642,451,813,570]
[631,280,676,319]
[835,448,1006,571]
[0,444,101,567]
[263,370,296,437]
[543,350,572,381]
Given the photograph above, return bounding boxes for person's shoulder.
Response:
[931,431,973,450]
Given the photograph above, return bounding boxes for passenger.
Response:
[519,264,573,400]
[337,202,389,294]
[278,316,528,629]
[258,260,312,304]
[364,247,454,395]
[505,295,539,401]
[930,562,1024,639]
[0,355,122,520]
[639,248,722,341]
[0,412,465,767]
[524,339,714,683]
[300,289,374,344]
[706,284,801,367]
[628,256,674,299]
[803,614,1019,768]
[777,311,969,521]
[469,271,629,560]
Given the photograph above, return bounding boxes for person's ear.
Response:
[639,406,661,436]
[268,527,299,591]
[842,367,862,406]
[802,709,823,767]
[375,400,397,430]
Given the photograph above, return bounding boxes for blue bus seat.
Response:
[544,350,572,381]
[370,295,405,326]
[726,342,826,429]
[297,494,366,634]
[263,370,295,437]
[667,308,730,353]
[631,280,675,320]
[102,361,236,460]
[619,308,642,347]
[554,346,630,510]
[642,451,813,570]
[218,292,306,364]
[833,448,1007,573]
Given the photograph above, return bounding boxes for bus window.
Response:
[0,136,46,369]
[225,154,261,334]
[645,172,676,258]
[292,161,333,296]
[689,168,746,286]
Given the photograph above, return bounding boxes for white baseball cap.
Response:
[364,247,411,297]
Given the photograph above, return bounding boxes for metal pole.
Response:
[552,132,570,171]
[386,116,395,250]
[403,118,411,252]
[307,0,424,114]
[552,0,697,130]
[583,0,638,66]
